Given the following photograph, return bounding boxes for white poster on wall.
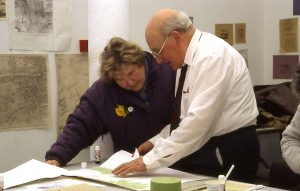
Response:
[9,0,72,51]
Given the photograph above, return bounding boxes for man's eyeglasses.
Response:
[151,35,169,58]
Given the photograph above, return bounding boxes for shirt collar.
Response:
[184,29,202,67]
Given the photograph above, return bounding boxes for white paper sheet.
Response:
[0,159,68,189]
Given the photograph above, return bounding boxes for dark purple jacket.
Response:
[45,52,175,165]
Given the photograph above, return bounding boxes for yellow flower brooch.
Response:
[115,104,134,118]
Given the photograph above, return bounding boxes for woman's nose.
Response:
[126,79,135,87]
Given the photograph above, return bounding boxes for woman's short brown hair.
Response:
[100,37,145,82]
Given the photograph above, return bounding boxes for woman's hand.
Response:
[46,160,61,167]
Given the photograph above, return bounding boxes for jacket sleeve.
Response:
[45,81,107,165]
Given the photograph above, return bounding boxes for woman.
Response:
[45,37,175,166]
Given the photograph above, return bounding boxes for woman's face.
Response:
[113,63,145,92]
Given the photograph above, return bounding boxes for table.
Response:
[5,161,288,191]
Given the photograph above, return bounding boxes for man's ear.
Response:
[169,30,181,40]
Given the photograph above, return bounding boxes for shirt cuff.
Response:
[143,151,161,170]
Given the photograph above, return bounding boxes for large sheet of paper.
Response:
[9,0,72,51]
[0,159,68,189]
[56,54,89,135]
[66,150,206,190]
[1,151,208,190]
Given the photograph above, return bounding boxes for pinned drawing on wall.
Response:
[235,23,246,44]
[9,0,72,51]
[279,17,298,53]
[215,24,233,45]
[294,0,300,15]
[273,55,299,79]
[0,0,6,20]
[56,54,89,136]
[238,49,248,67]
[189,16,193,24]
[0,54,50,131]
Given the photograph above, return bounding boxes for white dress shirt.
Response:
[143,29,259,170]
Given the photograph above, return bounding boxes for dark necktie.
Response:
[170,64,188,131]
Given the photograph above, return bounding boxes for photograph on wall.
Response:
[279,17,298,53]
[273,55,299,79]
[215,24,233,45]
[56,54,89,136]
[0,0,6,20]
[235,23,246,44]
[9,0,72,51]
[0,54,50,131]
[294,0,300,15]
[14,0,53,33]
[238,49,248,67]
[189,16,193,24]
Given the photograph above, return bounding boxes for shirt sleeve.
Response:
[281,104,300,174]
[148,125,171,145]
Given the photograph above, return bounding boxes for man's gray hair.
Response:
[160,11,193,37]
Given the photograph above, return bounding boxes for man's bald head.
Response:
[145,9,193,42]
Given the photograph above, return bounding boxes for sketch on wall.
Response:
[14,0,53,33]
[9,0,72,51]
[0,0,6,20]
[235,23,246,44]
[215,24,234,45]
[0,54,50,131]
[279,17,298,53]
[238,49,248,67]
[273,55,299,79]
[56,54,89,135]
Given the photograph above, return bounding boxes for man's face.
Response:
[146,32,183,71]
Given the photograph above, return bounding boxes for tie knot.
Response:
[181,64,188,73]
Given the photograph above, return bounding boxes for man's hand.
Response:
[46,160,61,167]
[112,157,146,176]
[137,141,154,156]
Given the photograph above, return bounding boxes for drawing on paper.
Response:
[14,0,53,33]
[56,54,89,135]
[109,180,148,190]
[0,0,6,19]
[0,54,50,131]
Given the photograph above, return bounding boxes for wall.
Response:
[129,0,265,85]
[263,0,300,84]
[129,0,300,86]
[0,0,89,172]
[0,0,130,173]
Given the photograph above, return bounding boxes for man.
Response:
[113,9,260,183]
